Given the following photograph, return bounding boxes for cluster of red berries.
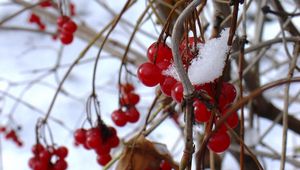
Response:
[74,125,119,166]
[138,40,239,153]
[27,0,77,45]
[28,144,68,170]
[56,16,77,45]
[111,83,141,127]
[28,13,46,30]
[0,126,23,147]
[137,39,199,98]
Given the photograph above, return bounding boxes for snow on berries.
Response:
[136,28,237,154]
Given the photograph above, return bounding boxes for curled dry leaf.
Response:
[116,135,179,170]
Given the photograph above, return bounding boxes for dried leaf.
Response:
[116,135,179,170]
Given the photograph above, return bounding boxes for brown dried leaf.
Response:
[116,135,179,170]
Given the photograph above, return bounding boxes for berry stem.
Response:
[170,0,201,169]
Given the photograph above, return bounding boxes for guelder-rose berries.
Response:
[111,109,127,127]
[56,16,77,45]
[193,99,211,123]
[207,132,230,153]
[147,42,173,64]
[171,82,183,103]
[137,62,163,87]
[160,77,177,97]
[28,144,68,170]
[73,125,119,166]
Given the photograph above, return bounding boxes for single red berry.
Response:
[195,83,214,97]
[0,126,6,133]
[120,83,135,94]
[62,20,77,33]
[38,23,46,31]
[193,99,211,123]
[221,107,239,129]
[29,13,41,24]
[121,92,140,106]
[108,126,117,137]
[95,144,111,155]
[57,16,70,28]
[160,160,172,170]
[156,60,171,71]
[74,128,86,144]
[160,76,177,97]
[39,1,52,7]
[86,134,101,149]
[218,82,237,109]
[97,154,112,166]
[147,42,172,64]
[32,144,45,155]
[107,135,119,148]
[137,62,163,87]
[39,150,51,163]
[125,107,140,123]
[111,109,127,127]
[171,82,183,103]
[53,159,68,170]
[59,32,73,45]
[208,132,230,153]
[55,146,68,159]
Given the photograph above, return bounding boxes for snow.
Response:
[164,28,230,85]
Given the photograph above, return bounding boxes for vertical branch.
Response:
[171,0,201,169]
[280,44,299,170]
[239,1,247,169]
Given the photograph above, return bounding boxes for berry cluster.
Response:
[27,0,77,45]
[111,83,141,127]
[74,125,119,166]
[28,13,46,31]
[0,126,23,147]
[138,40,239,153]
[56,16,77,45]
[137,39,199,99]
[28,144,68,170]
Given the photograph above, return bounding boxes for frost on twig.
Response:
[164,28,230,85]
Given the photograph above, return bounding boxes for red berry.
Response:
[137,62,163,87]
[147,42,172,64]
[171,82,183,103]
[156,60,171,71]
[193,99,211,123]
[221,108,239,129]
[55,146,68,159]
[86,134,101,149]
[95,144,111,155]
[121,93,140,106]
[29,13,41,24]
[53,159,68,170]
[39,1,52,7]
[160,76,177,97]
[97,154,112,166]
[57,16,70,28]
[107,135,119,148]
[111,109,127,127]
[160,160,172,170]
[38,23,46,31]
[0,126,6,132]
[32,144,45,155]
[39,150,51,163]
[62,20,77,33]
[74,128,86,144]
[108,126,117,137]
[219,82,237,109]
[208,132,230,153]
[125,107,140,123]
[59,32,73,45]
[120,83,135,94]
